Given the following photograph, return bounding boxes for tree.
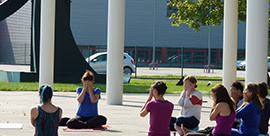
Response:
[168,0,269,44]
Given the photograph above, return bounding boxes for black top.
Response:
[259,98,270,134]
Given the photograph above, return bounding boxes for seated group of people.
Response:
[140,76,270,136]
[30,71,269,136]
[30,70,107,136]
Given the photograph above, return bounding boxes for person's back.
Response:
[30,85,62,136]
[147,100,174,136]
[140,80,173,136]
[212,111,235,134]
[34,106,60,136]
[209,84,236,135]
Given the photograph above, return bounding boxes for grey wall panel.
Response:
[70,0,246,50]
[0,19,14,63]
[5,0,31,64]
[71,1,108,46]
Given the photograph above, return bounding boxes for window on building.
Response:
[167,50,179,63]
[193,51,205,64]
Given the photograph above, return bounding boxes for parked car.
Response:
[86,52,136,74]
[236,58,245,70]
[238,57,270,71]
[238,60,246,70]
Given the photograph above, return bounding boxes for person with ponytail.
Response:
[231,83,264,136]
[140,81,174,136]
[30,85,62,136]
[63,70,107,129]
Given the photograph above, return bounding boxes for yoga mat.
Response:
[63,125,110,132]
[0,123,23,129]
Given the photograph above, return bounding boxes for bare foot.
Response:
[174,124,184,135]
[181,124,191,135]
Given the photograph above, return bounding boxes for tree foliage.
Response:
[168,0,268,32]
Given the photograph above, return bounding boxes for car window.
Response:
[124,55,126,59]
[95,54,107,62]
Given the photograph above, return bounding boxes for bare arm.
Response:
[77,88,87,103]
[209,103,222,121]
[30,107,38,127]
[140,109,149,117]
[88,89,100,103]
[140,88,153,117]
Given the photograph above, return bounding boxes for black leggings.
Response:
[59,115,107,129]
[170,116,199,131]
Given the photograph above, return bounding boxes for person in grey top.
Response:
[230,81,244,109]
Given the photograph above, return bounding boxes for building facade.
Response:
[70,0,246,68]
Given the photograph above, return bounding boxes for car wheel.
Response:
[123,67,132,74]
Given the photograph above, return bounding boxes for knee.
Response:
[100,116,107,124]
[66,118,76,128]
[59,117,69,126]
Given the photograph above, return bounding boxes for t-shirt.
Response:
[178,90,202,120]
[76,87,101,117]
[146,100,174,136]
[259,98,270,134]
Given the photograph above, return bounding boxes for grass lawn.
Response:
[0,79,222,95]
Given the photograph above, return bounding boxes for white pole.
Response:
[245,0,268,85]
[152,0,156,70]
[39,0,56,88]
[106,0,125,105]
[222,0,238,90]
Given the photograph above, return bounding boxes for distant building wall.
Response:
[71,0,246,68]
[0,0,31,65]
[70,0,246,49]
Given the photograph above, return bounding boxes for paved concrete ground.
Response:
[0,65,269,135]
[0,91,216,136]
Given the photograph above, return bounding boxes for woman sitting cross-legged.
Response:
[60,70,107,129]
[170,76,203,135]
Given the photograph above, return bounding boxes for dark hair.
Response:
[81,70,94,82]
[39,85,53,104]
[246,83,264,110]
[231,81,244,100]
[152,81,167,95]
[183,76,198,88]
[258,81,268,98]
[211,84,235,113]
[231,81,244,93]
